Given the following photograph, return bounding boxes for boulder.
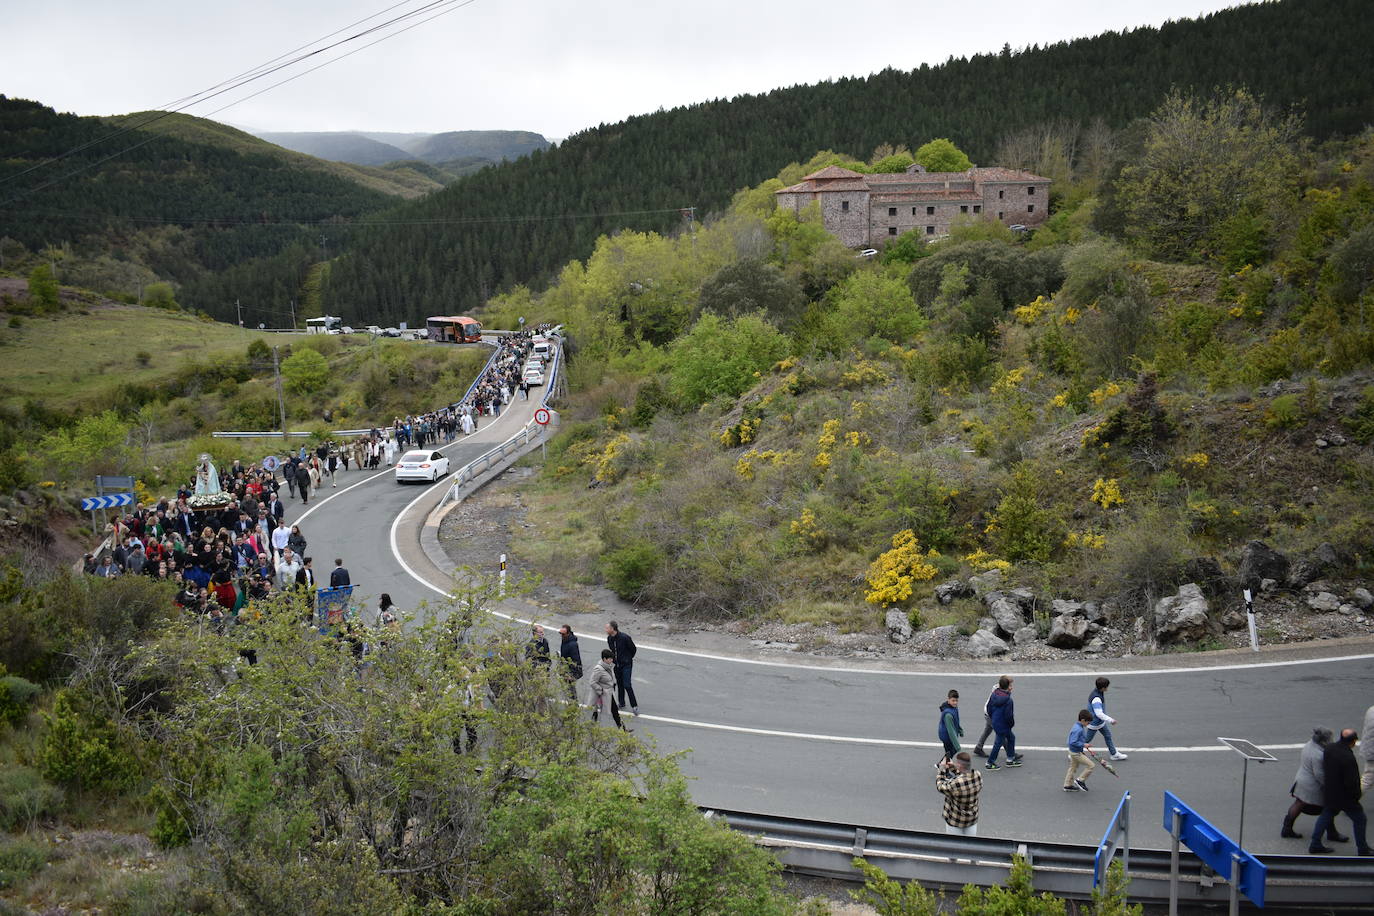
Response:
[1289,544,1340,589]
[885,609,913,644]
[1008,588,1037,609]
[1221,609,1247,630]
[1084,602,1108,624]
[934,579,972,605]
[1238,541,1289,590]
[1306,592,1341,613]
[1084,637,1106,653]
[1182,556,1228,594]
[984,592,1028,638]
[1051,599,1086,618]
[967,628,1011,658]
[1261,578,1278,594]
[968,568,1004,597]
[1154,583,1211,643]
[1352,588,1374,611]
[1047,614,1091,649]
[1013,625,1040,646]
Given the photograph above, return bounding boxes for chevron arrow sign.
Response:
[81,493,134,511]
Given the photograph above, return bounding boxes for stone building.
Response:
[774,163,1051,248]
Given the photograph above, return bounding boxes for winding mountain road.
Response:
[275,366,1374,858]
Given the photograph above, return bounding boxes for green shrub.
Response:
[0,835,46,889]
[1265,393,1304,429]
[601,542,663,600]
[1344,385,1374,444]
[246,338,272,363]
[0,766,64,831]
[40,689,143,793]
[0,671,40,728]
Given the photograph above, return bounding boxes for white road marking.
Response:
[633,714,1306,753]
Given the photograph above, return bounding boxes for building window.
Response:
[960,205,968,213]
[888,207,897,216]
[1027,204,1035,213]
[841,200,849,212]
[973,205,981,213]
[926,205,935,215]
[998,212,1004,220]
[926,225,935,235]
[1027,186,1035,195]
[998,190,1005,199]
[912,207,918,216]
[888,226,898,236]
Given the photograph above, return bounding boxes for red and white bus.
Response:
[426,316,482,343]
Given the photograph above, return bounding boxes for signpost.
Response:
[80,493,133,512]
[1163,791,1267,916]
[534,408,552,462]
[1094,791,1131,890]
[88,475,136,537]
[533,407,551,425]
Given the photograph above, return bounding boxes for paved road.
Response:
[277,356,1374,858]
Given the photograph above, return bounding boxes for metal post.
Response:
[273,347,287,442]
[499,553,507,598]
[1244,588,1259,652]
[1238,757,1249,850]
[1123,791,1131,879]
[1229,853,1241,916]
[1169,808,1182,916]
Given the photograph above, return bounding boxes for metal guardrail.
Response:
[709,807,1374,909]
[441,343,562,505]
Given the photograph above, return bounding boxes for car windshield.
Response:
[400,451,429,463]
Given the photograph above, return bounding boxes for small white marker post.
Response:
[499,553,507,598]
[1243,588,1259,652]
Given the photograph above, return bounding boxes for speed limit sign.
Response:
[534,408,551,426]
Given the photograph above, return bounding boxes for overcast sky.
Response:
[4,0,1248,140]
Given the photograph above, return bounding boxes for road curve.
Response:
[282,374,1374,857]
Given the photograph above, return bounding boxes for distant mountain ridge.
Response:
[249,127,551,172]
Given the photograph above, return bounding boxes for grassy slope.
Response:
[0,298,303,410]
[104,112,443,198]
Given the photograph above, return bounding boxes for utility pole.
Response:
[273,346,288,442]
[320,236,328,263]
[289,298,297,331]
[236,299,243,327]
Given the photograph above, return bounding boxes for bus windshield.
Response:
[305,316,342,334]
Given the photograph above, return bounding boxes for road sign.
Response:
[261,455,280,472]
[533,407,551,425]
[81,493,133,511]
[95,475,136,489]
[1163,791,1266,911]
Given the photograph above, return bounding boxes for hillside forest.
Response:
[477,88,1374,643]
[1,0,1373,329]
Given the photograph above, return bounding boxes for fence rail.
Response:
[709,807,1373,908]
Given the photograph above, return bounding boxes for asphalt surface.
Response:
[275,359,1374,859]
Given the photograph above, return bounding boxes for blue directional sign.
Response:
[81,493,133,511]
[1163,791,1266,907]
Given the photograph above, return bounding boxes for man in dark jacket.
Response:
[558,625,583,702]
[985,676,1023,770]
[606,620,639,715]
[329,558,351,588]
[282,459,297,498]
[1309,728,1372,855]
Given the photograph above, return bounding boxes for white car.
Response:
[523,367,545,386]
[395,449,450,483]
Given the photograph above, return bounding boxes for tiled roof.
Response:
[871,191,983,202]
[802,165,866,181]
[968,167,1051,182]
[866,171,972,185]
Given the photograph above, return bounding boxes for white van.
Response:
[531,336,552,359]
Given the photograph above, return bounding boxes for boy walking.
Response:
[1088,676,1128,760]
[937,689,963,764]
[1064,709,1096,792]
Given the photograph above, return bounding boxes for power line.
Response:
[0,0,479,203]
[16,206,694,229]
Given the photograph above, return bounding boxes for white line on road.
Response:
[632,714,1306,753]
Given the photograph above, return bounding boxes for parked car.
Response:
[341,326,354,335]
[858,248,878,258]
[395,450,450,483]
[382,327,401,337]
[523,367,545,386]
[413,328,429,339]
[366,325,383,335]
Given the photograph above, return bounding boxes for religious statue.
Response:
[194,454,222,496]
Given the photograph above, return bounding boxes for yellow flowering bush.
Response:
[595,433,630,483]
[1091,477,1124,509]
[813,418,840,470]
[990,366,1029,396]
[841,360,891,389]
[1064,531,1107,550]
[1063,306,1082,325]
[1012,295,1052,325]
[844,430,871,448]
[1089,381,1123,405]
[736,449,791,480]
[962,548,1011,572]
[774,355,799,372]
[1049,391,1071,409]
[865,529,941,607]
[1181,452,1210,471]
[718,417,759,448]
[789,507,828,548]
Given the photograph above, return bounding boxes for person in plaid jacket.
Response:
[936,751,983,835]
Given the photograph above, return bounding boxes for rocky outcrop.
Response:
[1238,542,1289,590]
[1154,583,1211,643]
[1353,588,1374,611]
[886,609,913,644]
[985,591,1029,638]
[1288,543,1340,589]
[968,568,1004,597]
[1047,614,1091,649]
[934,579,973,605]
[967,628,1011,657]
[1306,591,1341,613]
[1013,625,1039,646]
